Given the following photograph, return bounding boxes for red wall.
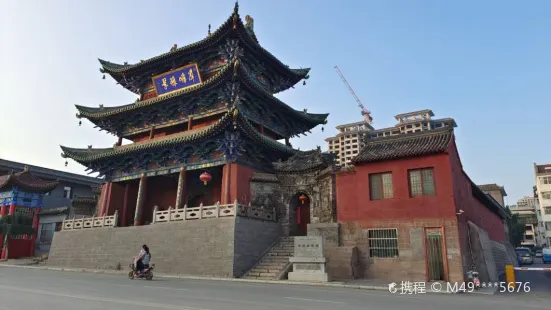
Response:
[227,163,255,204]
[447,141,506,243]
[141,176,178,224]
[0,237,33,259]
[337,153,457,222]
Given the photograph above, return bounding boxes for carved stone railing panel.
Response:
[152,200,276,224]
[62,211,118,231]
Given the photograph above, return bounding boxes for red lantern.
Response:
[299,194,307,205]
[199,172,212,185]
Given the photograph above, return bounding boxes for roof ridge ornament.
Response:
[245,15,254,35]
[233,2,239,29]
[23,165,29,172]
[208,24,211,36]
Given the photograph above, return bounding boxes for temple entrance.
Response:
[290,192,311,236]
[185,168,222,207]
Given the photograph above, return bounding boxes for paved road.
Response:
[496,258,551,298]
[0,267,548,310]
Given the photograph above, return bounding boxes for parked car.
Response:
[543,248,551,264]
[516,248,534,265]
[535,250,543,258]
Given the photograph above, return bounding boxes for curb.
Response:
[0,263,454,295]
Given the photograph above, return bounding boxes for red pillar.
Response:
[103,182,113,216]
[175,168,187,209]
[121,183,129,226]
[134,175,147,226]
[222,163,231,204]
[0,205,7,216]
[29,208,40,257]
[8,204,16,215]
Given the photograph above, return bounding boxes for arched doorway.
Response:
[290,192,311,236]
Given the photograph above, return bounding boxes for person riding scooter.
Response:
[134,244,151,275]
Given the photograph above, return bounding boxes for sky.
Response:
[1,0,550,205]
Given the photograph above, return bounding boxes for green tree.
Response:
[505,206,525,247]
[0,214,35,261]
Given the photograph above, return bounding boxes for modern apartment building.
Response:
[534,163,551,246]
[326,109,457,166]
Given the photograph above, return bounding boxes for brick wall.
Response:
[325,246,361,279]
[338,220,464,283]
[307,223,339,247]
[233,217,282,276]
[48,218,236,277]
[48,217,280,277]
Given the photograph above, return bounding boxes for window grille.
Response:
[409,168,435,197]
[368,228,399,258]
[39,223,55,244]
[542,191,551,199]
[369,173,393,200]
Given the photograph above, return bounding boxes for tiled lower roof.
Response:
[353,127,453,164]
[273,149,334,173]
[0,169,58,192]
[61,106,298,164]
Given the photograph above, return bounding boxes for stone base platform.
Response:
[47,217,281,278]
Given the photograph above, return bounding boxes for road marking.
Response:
[0,285,210,310]
[145,285,189,291]
[284,297,346,304]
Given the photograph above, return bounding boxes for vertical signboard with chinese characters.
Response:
[152,63,202,96]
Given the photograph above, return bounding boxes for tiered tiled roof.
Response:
[61,105,298,166]
[76,60,328,138]
[273,148,335,173]
[353,127,453,164]
[0,167,58,192]
[99,2,309,95]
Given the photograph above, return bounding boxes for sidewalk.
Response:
[0,260,495,295]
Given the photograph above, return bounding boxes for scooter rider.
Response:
[134,244,151,275]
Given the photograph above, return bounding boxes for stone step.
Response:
[256,264,287,269]
[262,256,289,263]
[272,249,293,253]
[267,252,291,257]
[250,268,282,274]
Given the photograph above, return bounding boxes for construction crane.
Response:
[333,65,373,124]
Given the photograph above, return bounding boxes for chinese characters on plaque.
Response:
[152,63,202,96]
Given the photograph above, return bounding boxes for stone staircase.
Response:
[242,236,294,280]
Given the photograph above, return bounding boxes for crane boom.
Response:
[333,65,373,123]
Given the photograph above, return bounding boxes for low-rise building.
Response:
[336,127,510,283]
[510,197,545,247]
[478,184,507,207]
[533,163,551,247]
[0,159,103,255]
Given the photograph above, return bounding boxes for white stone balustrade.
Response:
[62,211,118,230]
[152,200,276,223]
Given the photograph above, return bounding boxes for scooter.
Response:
[466,269,480,290]
[128,263,155,280]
